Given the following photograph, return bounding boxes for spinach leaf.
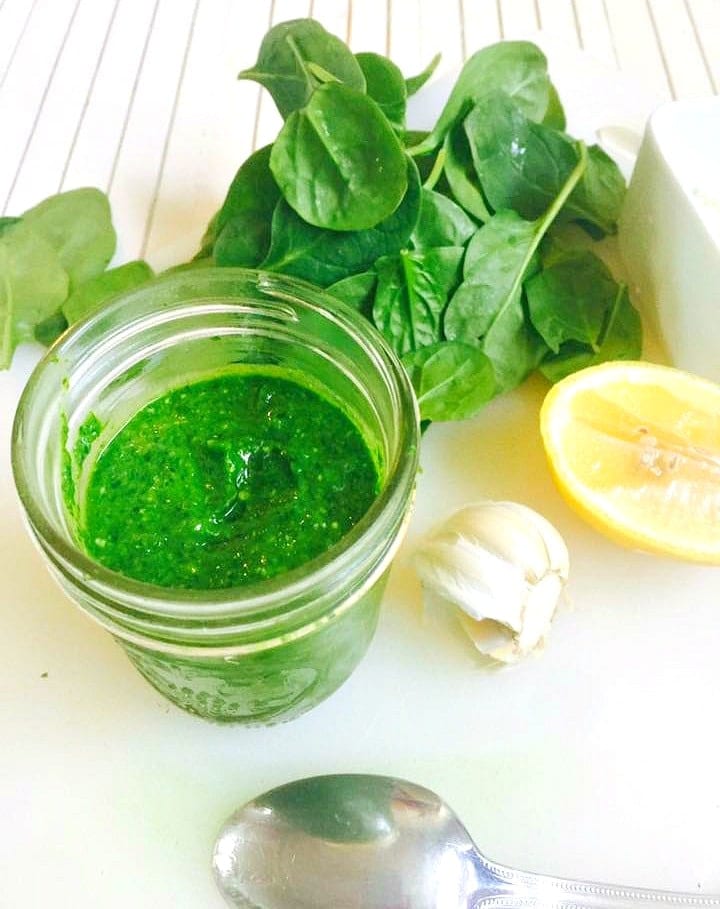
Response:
[411,189,476,250]
[271,83,408,231]
[0,217,20,238]
[463,94,624,235]
[63,260,154,325]
[261,157,421,286]
[408,41,554,156]
[526,250,618,352]
[327,272,377,317]
[355,52,406,128]
[402,341,495,421]
[565,144,626,237]
[442,122,492,221]
[542,83,566,130]
[540,285,642,382]
[34,310,69,346]
[0,221,69,368]
[372,246,463,356]
[444,144,588,392]
[206,145,281,266]
[22,188,115,290]
[238,18,365,119]
[405,53,441,97]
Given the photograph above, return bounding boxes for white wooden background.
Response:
[1,0,718,273]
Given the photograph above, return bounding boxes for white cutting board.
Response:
[2,39,720,908]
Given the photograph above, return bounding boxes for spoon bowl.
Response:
[213,774,720,909]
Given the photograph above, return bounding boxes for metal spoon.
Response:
[213,774,720,909]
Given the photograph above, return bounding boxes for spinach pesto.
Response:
[80,371,380,590]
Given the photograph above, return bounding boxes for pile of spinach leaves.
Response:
[2,18,641,425]
[197,18,641,420]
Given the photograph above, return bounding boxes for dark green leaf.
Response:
[0,216,20,238]
[355,52,406,127]
[443,123,492,221]
[411,189,476,250]
[444,146,588,392]
[542,83,566,130]
[22,188,115,290]
[540,285,642,382]
[237,18,365,119]
[208,145,282,266]
[34,310,68,346]
[327,272,377,317]
[405,53,441,97]
[463,93,578,221]
[270,83,408,231]
[261,157,421,286]
[408,41,554,156]
[402,341,495,421]
[372,246,463,356]
[526,251,618,352]
[0,221,69,368]
[565,144,626,237]
[62,260,154,325]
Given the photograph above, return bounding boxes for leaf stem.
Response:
[422,148,447,191]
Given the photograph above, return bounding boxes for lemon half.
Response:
[540,361,720,563]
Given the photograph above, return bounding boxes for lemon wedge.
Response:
[540,361,720,563]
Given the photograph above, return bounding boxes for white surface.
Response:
[619,97,720,383]
[3,8,720,909]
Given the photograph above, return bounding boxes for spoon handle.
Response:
[481,861,720,909]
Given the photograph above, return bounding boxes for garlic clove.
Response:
[503,502,570,580]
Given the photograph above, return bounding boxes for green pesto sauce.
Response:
[81,372,380,590]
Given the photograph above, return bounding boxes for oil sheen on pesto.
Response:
[82,372,380,589]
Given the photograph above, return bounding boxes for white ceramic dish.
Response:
[619,97,720,382]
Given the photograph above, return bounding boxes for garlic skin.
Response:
[414,501,569,664]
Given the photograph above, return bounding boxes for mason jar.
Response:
[12,269,419,724]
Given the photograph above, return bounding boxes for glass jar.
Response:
[12,269,419,724]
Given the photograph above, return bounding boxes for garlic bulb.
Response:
[414,501,569,664]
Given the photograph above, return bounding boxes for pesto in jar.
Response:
[81,372,380,589]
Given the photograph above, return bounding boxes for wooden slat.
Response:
[648,0,714,98]
[143,0,272,269]
[573,0,618,65]
[106,0,198,261]
[603,0,672,98]
[0,0,36,92]
[499,0,539,38]
[685,0,720,92]
[537,0,581,46]
[0,0,79,214]
[60,0,161,194]
[5,0,119,213]
[387,0,422,75]
[348,0,387,54]
[460,0,502,57]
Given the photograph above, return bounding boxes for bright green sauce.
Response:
[82,372,380,590]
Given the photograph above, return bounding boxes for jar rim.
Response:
[12,268,420,624]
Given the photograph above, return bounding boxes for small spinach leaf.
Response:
[270,83,408,231]
[238,19,365,119]
[327,271,377,317]
[207,145,281,266]
[372,246,463,356]
[442,123,492,222]
[411,189,476,250]
[34,309,68,346]
[540,285,642,382]
[261,158,421,286]
[0,221,69,368]
[355,52,406,128]
[564,143,626,237]
[63,260,154,325]
[405,53,441,97]
[22,188,115,290]
[408,41,554,156]
[402,340,495,421]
